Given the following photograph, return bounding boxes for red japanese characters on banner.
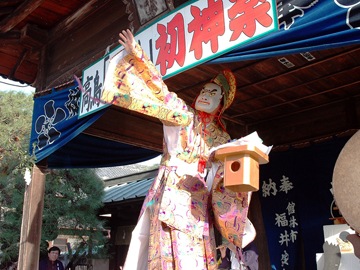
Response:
[156,13,186,76]
[81,0,278,117]
[142,0,278,77]
[188,0,225,60]
[229,0,273,40]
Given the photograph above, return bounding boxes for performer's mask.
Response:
[195,83,223,114]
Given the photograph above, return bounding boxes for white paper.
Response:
[210,131,272,155]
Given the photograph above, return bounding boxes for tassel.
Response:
[198,158,206,173]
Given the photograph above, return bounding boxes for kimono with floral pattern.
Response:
[102,44,253,270]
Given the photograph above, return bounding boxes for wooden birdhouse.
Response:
[215,145,269,192]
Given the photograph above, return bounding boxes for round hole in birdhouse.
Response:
[231,161,241,172]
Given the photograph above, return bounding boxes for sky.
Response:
[0,77,35,94]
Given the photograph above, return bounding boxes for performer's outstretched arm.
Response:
[102,29,193,126]
[118,29,170,101]
[118,29,136,55]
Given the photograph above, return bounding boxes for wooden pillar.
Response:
[18,159,47,270]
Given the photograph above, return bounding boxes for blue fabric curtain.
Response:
[45,133,160,168]
[209,0,360,64]
[29,80,160,168]
[259,136,350,270]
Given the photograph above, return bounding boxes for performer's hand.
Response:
[227,242,237,254]
[219,246,227,258]
[119,29,136,55]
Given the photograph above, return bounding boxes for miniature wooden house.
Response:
[215,145,269,192]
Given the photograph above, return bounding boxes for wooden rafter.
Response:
[0,6,15,15]
[20,24,48,48]
[237,64,360,106]
[0,29,20,39]
[49,0,107,42]
[0,0,45,33]
[8,48,28,80]
[0,0,24,3]
[239,80,360,120]
[250,94,360,126]
[232,46,360,106]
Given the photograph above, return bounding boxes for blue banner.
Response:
[259,137,350,269]
[210,0,360,64]
[29,80,159,168]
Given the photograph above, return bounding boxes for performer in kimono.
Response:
[102,29,256,270]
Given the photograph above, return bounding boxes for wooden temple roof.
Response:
[1,0,359,150]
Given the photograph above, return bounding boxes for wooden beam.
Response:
[49,0,108,42]
[249,92,360,127]
[0,0,24,3]
[20,24,48,48]
[233,79,360,118]
[8,48,27,79]
[44,0,128,89]
[0,0,46,33]
[0,29,20,39]
[236,64,360,107]
[0,6,15,15]
[35,44,49,91]
[232,46,360,106]
[18,159,47,270]
[247,96,360,146]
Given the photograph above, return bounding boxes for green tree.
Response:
[0,91,34,173]
[42,169,108,269]
[0,91,108,268]
[0,91,35,267]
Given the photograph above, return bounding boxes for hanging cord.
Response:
[74,75,118,105]
[197,111,222,173]
[236,247,245,269]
